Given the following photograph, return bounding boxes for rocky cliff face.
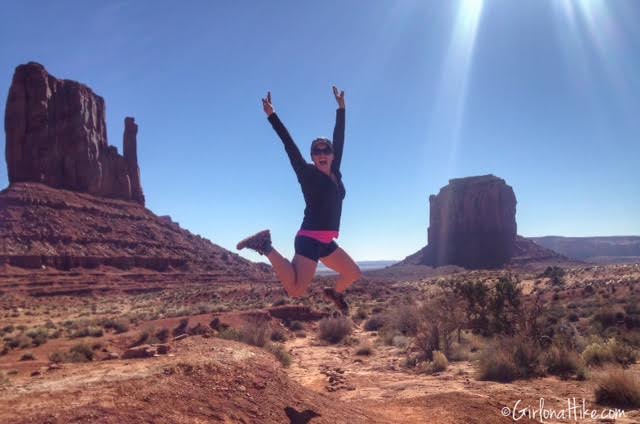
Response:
[397,175,571,270]
[1,63,268,276]
[4,62,144,204]
[0,182,266,276]
[423,175,517,268]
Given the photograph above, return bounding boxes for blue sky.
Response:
[1,1,639,262]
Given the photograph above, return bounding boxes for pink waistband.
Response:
[296,230,339,244]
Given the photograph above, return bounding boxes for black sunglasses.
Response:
[312,146,333,155]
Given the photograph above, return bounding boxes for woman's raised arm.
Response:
[264,91,307,181]
[331,86,346,172]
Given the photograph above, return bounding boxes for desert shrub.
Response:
[489,278,522,335]
[103,318,129,334]
[594,367,640,408]
[270,327,287,343]
[411,289,465,361]
[48,351,66,363]
[26,328,49,346]
[6,335,32,349]
[431,350,448,372]
[544,345,583,379]
[19,352,35,361]
[69,343,94,362]
[0,345,8,356]
[155,328,169,343]
[216,327,243,342]
[209,317,228,331]
[364,314,386,332]
[71,325,103,338]
[318,317,352,344]
[582,338,637,367]
[540,266,565,286]
[239,319,271,347]
[477,336,542,382]
[478,347,520,382]
[391,335,410,349]
[265,343,292,367]
[214,322,290,367]
[386,302,420,337]
[355,341,374,356]
[453,280,490,335]
[447,341,470,362]
[172,318,189,337]
[130,328,161,347]
[353,307,368,321]
[187,323,210,336]
[592,308,623,330]
[285,320,304,331]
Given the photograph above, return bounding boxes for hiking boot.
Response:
[323,287,349,316]
[236,229,273,255]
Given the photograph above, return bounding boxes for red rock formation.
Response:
[4,62,144,204]
[423,175,517,268]
[0,182,268,276]
[123,117,145,204]
[423,175,517,269]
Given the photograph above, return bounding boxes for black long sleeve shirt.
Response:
[267,108,346,231]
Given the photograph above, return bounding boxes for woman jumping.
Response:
[236,86,361,314]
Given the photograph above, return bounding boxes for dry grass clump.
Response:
[582,338,637,367]
[541,344,583,379]
[477,336,542,382]
[594,367,640,408]
[318,316,352,344]
[19,352,35,361]
[102,318,129,334]
[49,343,95,363]
[265,343,292,367]
[216,318,291,367]
[364,314,385,331]
[172,318,189,337]
[431,350,448,372]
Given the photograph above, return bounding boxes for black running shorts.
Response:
[294,235,339,262]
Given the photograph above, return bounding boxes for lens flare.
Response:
[430,0,484,177]
[553,0,637,124]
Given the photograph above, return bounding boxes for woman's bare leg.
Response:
[320,247,362,293]
[265,249,317,297]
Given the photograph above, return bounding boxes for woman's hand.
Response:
[262,91,274,116]
[333,86,345,109]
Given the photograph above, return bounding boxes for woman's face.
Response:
[311,142,334,173]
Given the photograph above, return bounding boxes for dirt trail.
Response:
[284,325,640,424]
[0,337,382,424]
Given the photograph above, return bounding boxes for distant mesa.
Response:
[529,236,640,264]
[5,62,144,204]
[1,62,267,277]
[400,175,565,270]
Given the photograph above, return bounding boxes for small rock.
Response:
[173,334,188,341]
[31,370,41,377]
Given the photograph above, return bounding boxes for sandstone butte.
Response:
[400,175,566,270]
[1,62,268,279]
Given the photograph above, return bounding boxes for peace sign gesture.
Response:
[262,91,274,116]
[333,85,345,109]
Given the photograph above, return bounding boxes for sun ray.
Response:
[428,0,484,177]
